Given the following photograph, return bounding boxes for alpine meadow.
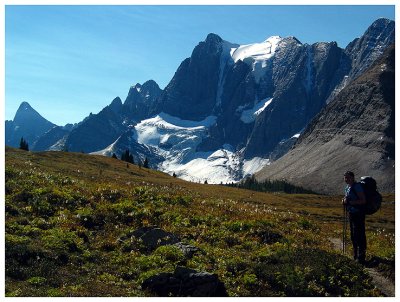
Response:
[4,147,395,296]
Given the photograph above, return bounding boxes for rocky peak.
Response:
[108,97,123,114]
[345,18,394,78]
[205,33,223,45]
[14,101,43,124]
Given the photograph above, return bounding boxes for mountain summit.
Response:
[6,19,395,188]
[6,102,56,149]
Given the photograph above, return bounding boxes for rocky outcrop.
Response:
[255,44,395,195]
[142,266,228,297]
[123,80,162,122]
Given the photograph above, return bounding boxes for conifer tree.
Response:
[19,137,29,151]
[143,157,149,168]
[121,149,134,164]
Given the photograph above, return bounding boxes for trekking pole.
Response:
[342,204,347,254]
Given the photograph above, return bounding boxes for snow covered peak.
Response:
[230,36,282,63]
[229,36,283,83]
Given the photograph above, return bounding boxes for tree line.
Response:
[112,149,149,168]
[225,175,317,194]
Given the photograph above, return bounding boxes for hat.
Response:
[344,171,354,177]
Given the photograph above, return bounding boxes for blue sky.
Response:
[5,5,395,125]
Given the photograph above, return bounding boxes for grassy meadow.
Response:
[4,146,395,296]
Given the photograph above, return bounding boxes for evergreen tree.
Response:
[143,157,149,168]
[19,137,29,151]
[112,153,118,159]
[121,150,134,164]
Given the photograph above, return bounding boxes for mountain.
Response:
[63,81,162,153]
[5,102,56,150]
[255,43,395,195]
[7,18,395,185]
[64,97,126,153]
[100,18,393,183]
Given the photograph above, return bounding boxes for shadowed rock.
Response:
[142,266,228,297]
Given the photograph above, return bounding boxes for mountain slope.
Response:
[255,44,395,195]
[5,102,56,150]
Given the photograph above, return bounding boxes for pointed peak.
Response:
[205,33,223,45]
[364,18,395,38]
[142,80,161,91]
[371,17,394,27]
[111,96,122,106]
[108,96,123,114]
[13,101,55,127]
[17,101,33,111]
[110,96,122,107]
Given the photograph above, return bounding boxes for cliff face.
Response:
[255,44,395,195]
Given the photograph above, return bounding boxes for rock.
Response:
[142,266,228,297]
[132,226,180,251]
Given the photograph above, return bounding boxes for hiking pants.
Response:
[349,212,366,261]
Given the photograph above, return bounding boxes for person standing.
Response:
[342,171,367,264]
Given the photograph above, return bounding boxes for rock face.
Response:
[142,266,228,297]
[123,80,162,122]
[65,97,126,153]
[156,33,231,121]
[5,102,56,149]
[255,44,395,195]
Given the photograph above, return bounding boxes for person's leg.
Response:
[349,213,358,260]
[352,213,366,263]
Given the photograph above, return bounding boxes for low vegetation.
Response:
[5,147,395,297]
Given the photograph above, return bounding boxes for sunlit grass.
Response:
[5,146,394,296]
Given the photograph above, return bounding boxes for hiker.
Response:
[342,171,367,264]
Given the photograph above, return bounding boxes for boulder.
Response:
[132,226,180,251]
[142,266,228,297]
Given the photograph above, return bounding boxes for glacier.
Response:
[95,112,270,184]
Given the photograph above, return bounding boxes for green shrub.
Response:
[42,228,83,257]
[27,276,47,286]
[153,245,185,263]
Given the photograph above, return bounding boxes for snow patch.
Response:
[238,98,273,123]
[243,157,270,178]
[230,36,282,63]
[230,36,282,82]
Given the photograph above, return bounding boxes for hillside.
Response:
[256,44,395,195]
[5,147,395,297]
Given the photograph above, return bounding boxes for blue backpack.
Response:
[359,176,382,215]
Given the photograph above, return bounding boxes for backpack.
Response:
[359,176,382,215]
